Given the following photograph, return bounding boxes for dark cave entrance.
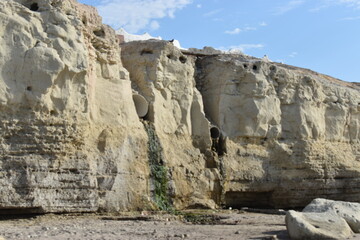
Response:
[225,191,274,209]
[30,3,39,11]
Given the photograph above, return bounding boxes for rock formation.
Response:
[303,198,360,232]
[0,0,149,213]
[286,210,353,239]
[0,0,359,213]
[286,198,360,239]
[195,54,360,208]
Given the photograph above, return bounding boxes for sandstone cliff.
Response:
[0,0,149,213]
[121,40,360,209]
[0,0,359,213]
[195,54,360,208]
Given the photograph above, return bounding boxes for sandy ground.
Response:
[0,210,358,240]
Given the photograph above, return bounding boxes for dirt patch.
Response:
[0,210,357,240]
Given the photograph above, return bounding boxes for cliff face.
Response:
[121,41,220,209]
[0,0,359,213]
[195,55,360,207]
[121,41,360,209]
[0,0,149,213]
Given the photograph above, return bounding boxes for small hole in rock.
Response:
[252,65,258,71]
[93,29,105,38]
[167,54,172,59]
[26,86,32,91]
[243,64,248,69]
[50,110,57,116]
[141,49,153,55]
[179,56,187,63]
[270,65,276,71]
[82,16,87,25]
[30,3,39,11]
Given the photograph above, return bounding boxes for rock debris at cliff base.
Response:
[0,211,291,240]
[0,0,358,213]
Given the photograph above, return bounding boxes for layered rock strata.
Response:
[0,0,359,213]
[195,54,360,208]
[121,41,221,209]
[0,0,149,213]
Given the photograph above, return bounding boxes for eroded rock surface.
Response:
[0,0,149,213]
[121,40,220,209]
[0,0,359,213]
[303,198,360,232]
[286,210,353,240]
[195,54,360,208]
[286,198,360,239]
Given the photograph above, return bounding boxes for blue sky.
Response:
[78,0,360,83]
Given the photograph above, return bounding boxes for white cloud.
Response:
[311,0,360,12]
[203,8,223,17]
[340,15,360,20]
[96,0,192,33]
[289,51,298,58]
[196,4,202,8]
[225,28,242,35]
[337,0,360,8]
[150,20,160,30]
[273,0,305,15]
[309,4,329,12]
[244,27,257,31]
[224,27,256,35]
[212,18,224,22]
[219,44,265,53]
[259,21,268,26]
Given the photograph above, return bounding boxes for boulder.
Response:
[303,198,360,233]
[286,210,354,240]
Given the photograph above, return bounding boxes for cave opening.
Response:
[210,126,227,157]
[93,29,105,38]
[0,207,43,216]
[225,191,273,209]
[30,3,39,11]
[141,49,153,55]
[179,56,187,63]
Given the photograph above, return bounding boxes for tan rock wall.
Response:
[0,0,149,212]
[196,54,360,207]
[121,40,220,209]
[0,0,359,212]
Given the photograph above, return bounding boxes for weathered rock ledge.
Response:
[0,0,359,213]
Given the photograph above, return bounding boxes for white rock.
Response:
[304,198,360,233]
[286,210,353,240]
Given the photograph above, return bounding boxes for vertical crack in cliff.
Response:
[218,155,227,207]
[192,55,229,208]
[143,121,172,211]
